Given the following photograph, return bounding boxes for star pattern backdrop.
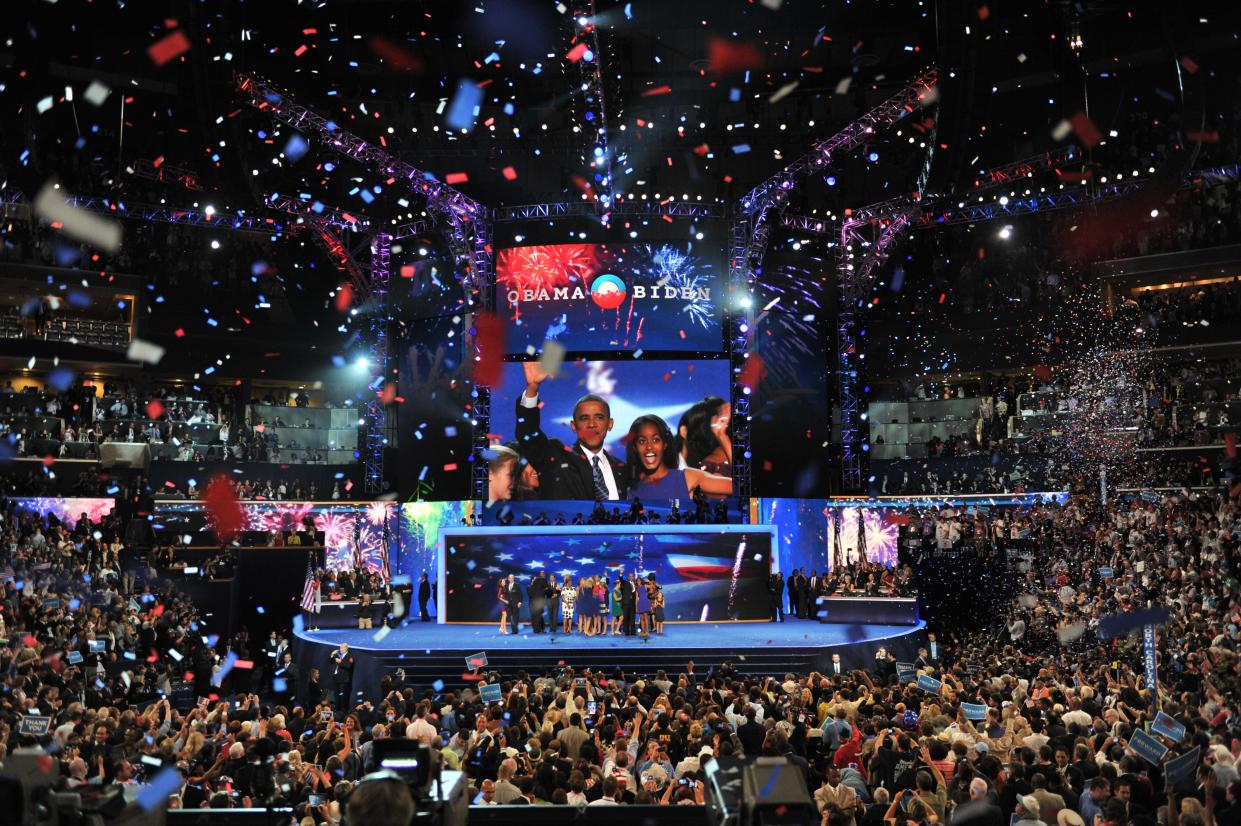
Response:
[440,525,775,623]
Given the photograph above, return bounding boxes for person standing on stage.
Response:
[548,574,562,633]
[650,575,665,634]
[497,577,511,635]
[636,574,652,638]
[330,642,354,708]
[620,570,637,636]
[594,576,609,635]
[529,570,549,634]
[769,571,785,622]
[418,572,432,622]
[788,569,801,618]
[516,361,628,501]
[609,577,623,636]
[504,574,524,635]
[559,574,577,634]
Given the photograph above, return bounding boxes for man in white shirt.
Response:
[405,702,438,745]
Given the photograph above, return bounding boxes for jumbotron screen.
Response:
[495,242,723,354]
[487,358,732,501]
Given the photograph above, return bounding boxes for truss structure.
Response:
[569,0,615,224]
[492,199,723,223]
[836,207,916,491]
[362,233,393,495]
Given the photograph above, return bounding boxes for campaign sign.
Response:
[1152,712,1186,743]
[18,715,52,736]
[916,673,943,693]
[479,683,502,704]
[961,703,989,721]
[88,640,106,653]
[1128,729,1169,765]
[896,662,916,684]
[465,652,489,671]
[67,650,83,665]
[1164,747,1200,788]
[1099,567,1114,578]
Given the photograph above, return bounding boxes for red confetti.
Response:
[1179,56,1199,74]
[445,172,469,185]
[738,354,767,393]
[174,328,186,338]
[1224,432,1236,460]
[379,383,397,406]
[641,85,673,97]
[294,44,309,57]
[707,36,764,74]
[146,400,165,420]
[334,283,354,312]
[566,42,589,63]
[1069,112,1103,149]
[148,30,191,66]
[473,312,505,387]
[977,5,990,20]
[400,265,416,278]
[234,659,254,670]
[368,35,425,72]
[502,166,518,181]
[202,477,245,542]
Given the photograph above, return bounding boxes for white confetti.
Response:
[834,77,852,95]
[539,340,566,378]
[1052,119,1073,141]
[769,81,799,104]
[126,339,166,365]
[84,81,111,106]
[37,96,54,113]
[34,183,122,252]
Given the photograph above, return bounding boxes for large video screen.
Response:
[486,358,732,501]
[495,242,723,354]
[440,525,775,622]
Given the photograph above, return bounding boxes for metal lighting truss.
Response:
[728,68,937,503]
[836,207,915,491]
[236,72,497,498]
[65,195,291,235]
[570,0,615,224]
[967,146,1079,194]
[492,199,724,223]
[362,233,393,495]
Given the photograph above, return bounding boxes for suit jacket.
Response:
[505,583,524,611]
[515,396,627,500]
[529,576,548,607]
[619,578,636,608]
[815,783,859,821]
[736,720,767,756]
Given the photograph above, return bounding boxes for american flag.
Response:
[300,557,319,613]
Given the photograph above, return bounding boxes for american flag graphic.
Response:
[300,557,319,613]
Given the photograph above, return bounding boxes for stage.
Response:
[291,616,927,699]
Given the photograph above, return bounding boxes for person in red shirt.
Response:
[833,723,867,781]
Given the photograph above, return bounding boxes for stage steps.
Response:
[370,642,824,691]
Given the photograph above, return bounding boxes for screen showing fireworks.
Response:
[487,358,733,501]
[440,525,775,622]
[495,242,723,354]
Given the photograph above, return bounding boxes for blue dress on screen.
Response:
[635,468,688,499]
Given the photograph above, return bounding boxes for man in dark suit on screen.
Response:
[516,362,628,501]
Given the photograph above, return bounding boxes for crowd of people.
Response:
[0,461,1233,826]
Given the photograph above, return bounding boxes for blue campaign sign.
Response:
[896,662,916,684]
[917,673,943,693]
[1164,747,1200,788]
[465,651,489,671]
[67,650,83,665]
[1142,625,1158,701]
[479,683,502,704]
[1099,566,1114,578]
[1152,712,1186,743]
[1128,729,1169,765]
[961,703,989,721]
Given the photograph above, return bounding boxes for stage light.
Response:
[998,196,1009,206]
[355,356,370,371]
[868,151,879,162]
[826,176,837,186]
[210,240,220,249]
[1150,209,1159,218]
[998,225,1012,240]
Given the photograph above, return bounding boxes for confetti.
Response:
[538,340,566,378]
[148,30,191,67]
[126,339,166,365]
[445,79,483,132]
[83,81,111,106]
[34,183,122,252]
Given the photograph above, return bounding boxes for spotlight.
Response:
[1150,209,1159,218]
[998,226,1012,240]
[355,356,370,371]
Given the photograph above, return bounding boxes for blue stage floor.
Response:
[292,618,926,691]
[297,618,924,653]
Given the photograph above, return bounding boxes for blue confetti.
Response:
[136,767,183,811]
[445,79,483,132]
[284,133,309,161]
